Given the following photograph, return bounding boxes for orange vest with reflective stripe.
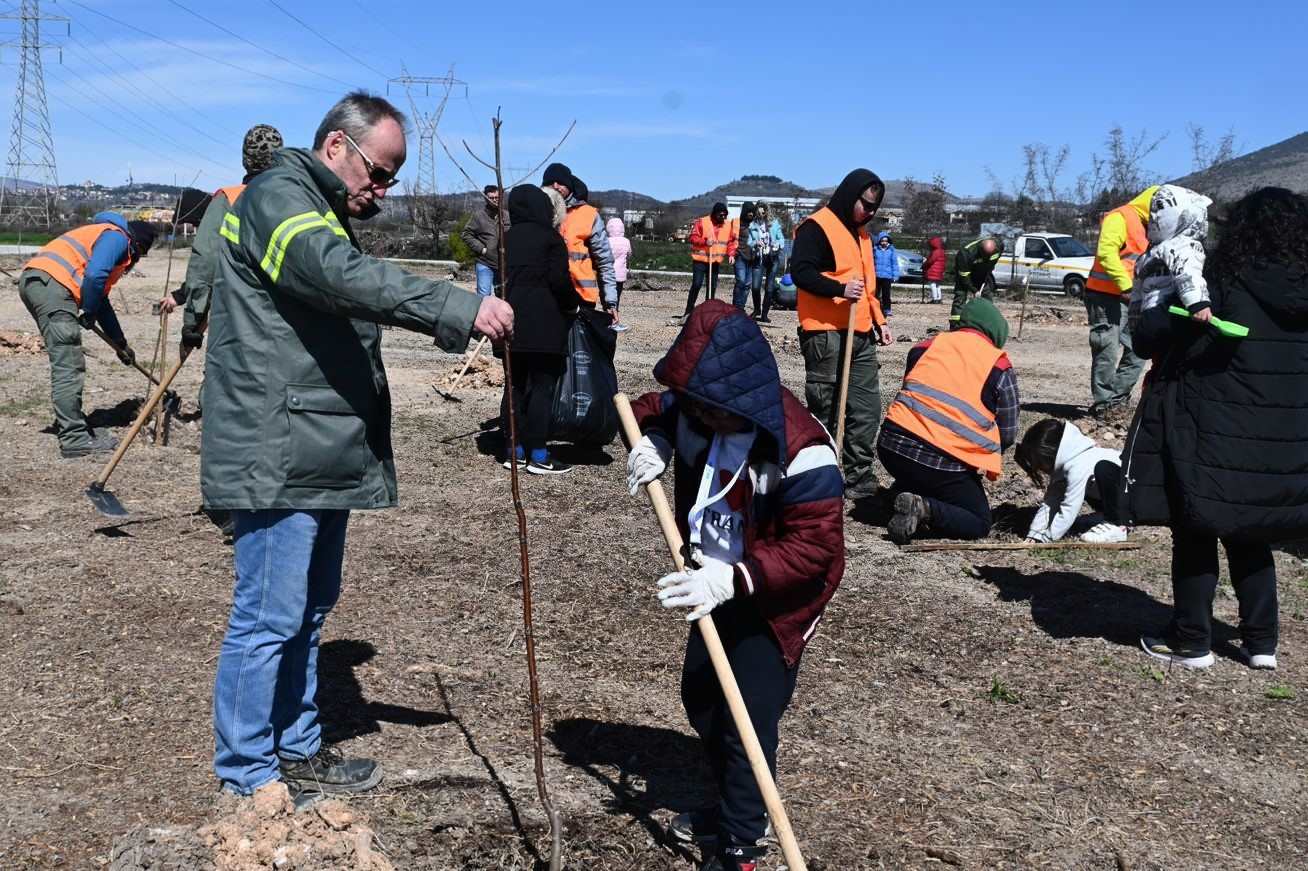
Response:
[215,184,246,205]
[1086,204,1148,296]
[561,203,600,304]
[884,329,1006,479]
[691,216,733,264]
[23,223,133,305]
[795,207,882,333]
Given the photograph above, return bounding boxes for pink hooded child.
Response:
[606,217,631,284]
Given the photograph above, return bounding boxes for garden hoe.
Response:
[616,393,809,871]
[85,353,188,517]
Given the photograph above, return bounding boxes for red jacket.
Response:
[923,236,947,281]
[630,301,844,665]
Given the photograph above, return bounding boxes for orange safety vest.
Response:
[1086,203,1148,296]
[561,203,600,304]
[23,222,133,305]
[691,215,734,264]
[795,207,883,333]
[214,184,246,205]
[884,330,1006,479]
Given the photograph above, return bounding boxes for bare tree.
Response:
[1186,123,1238,172]
[903,173,948,235]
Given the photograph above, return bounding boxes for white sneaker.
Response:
[1081,522,1128,543]
[1141,636,1215,669]
[1241,646,1277,670]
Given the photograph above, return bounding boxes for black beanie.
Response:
[127,220,157,256]
[571,176,589,202]
[542,162,573,188]
[711,202,728,218]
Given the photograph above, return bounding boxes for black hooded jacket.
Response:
[505,185,578,355]
[790,169,884,300]
[1122,259,1308,539]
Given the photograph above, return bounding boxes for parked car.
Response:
[897,250,924,281]
[991,232,1094,297]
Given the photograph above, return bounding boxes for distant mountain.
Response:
[1,177,45,192]
[812,178,962,208]
[670,175,825,212]
[585,189,664,210]
[1171,131,1308,202]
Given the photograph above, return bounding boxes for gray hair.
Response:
[312,90,408,150]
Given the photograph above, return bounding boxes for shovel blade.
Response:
[86,483,128,517]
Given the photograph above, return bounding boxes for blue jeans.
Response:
[213,509,349,794]
[732,257,756,308]
[475,262,498,297]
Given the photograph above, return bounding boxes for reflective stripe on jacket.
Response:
[884,329,1006,479]
[795,206,883,333]
[561,203,600,303]
[1087,194,1152,295]
[23,223,132,304]
[690,215,735,264]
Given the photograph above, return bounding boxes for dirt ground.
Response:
[1,252,1304,870]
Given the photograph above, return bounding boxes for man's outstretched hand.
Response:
[474,296,514,342]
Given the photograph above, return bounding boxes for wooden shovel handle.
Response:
[614,393,808,871]
[832,314,858,461]
[93,355,187,488]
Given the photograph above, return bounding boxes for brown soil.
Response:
[1,261,1305,870]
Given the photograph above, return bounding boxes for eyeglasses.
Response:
[341,132,400,189]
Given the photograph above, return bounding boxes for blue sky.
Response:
[2,0,1305,199]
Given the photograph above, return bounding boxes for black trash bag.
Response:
[550,308,619,445]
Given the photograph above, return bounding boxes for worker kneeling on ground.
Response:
[878,298,1020,544]
[204,91,513,803]
[626,300,844,871]
[18,213,156,458]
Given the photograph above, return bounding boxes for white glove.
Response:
[627,433,672,496]
[657,557,735,621]
[1026,529,1052,543]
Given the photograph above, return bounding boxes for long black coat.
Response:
[504,185,579,355]
[1122,260,1308,540]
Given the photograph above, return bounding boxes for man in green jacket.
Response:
[949,236,1003,326]
[206,91,513,801]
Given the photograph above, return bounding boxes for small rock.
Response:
[315,801,354,831]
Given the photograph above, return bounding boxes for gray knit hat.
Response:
[242,124,284,174]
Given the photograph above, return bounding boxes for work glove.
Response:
[657,556,735,621]
[77,311,95,331]
[1026,529,1052,543]
[179,326,204,360]
[116,345,136,367]
[627,433,672,495]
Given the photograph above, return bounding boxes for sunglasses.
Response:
[859,196,881,213]
[342,132,400,189]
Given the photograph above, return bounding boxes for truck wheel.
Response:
[1064,275,1086,299]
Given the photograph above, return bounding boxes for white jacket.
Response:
[1027,423,1121,542]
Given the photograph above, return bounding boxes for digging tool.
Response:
[899,539,1141,553]
[84,354,188,516]
[615,392,809,871]
[1167,305,1249,338]
[833,270,871,462]
[435,335,488,402]
[85,322,165,388]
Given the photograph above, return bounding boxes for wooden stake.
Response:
[616,393,809,871]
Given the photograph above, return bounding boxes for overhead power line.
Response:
[61,0,339,95]
[165,0,363,91]
[266,0,390,81]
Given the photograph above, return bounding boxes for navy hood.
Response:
[653,300,786,461]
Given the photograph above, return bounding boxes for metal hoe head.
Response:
[85,482,128,518]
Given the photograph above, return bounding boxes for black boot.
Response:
[700,839,767,871]
[279,747,382,795]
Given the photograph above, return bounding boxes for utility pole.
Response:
[0,0,67,229]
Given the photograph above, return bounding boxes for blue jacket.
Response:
[748,218,785,255]
[79,211,136,346]
[873,231,900,280]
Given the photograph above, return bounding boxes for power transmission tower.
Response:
[0,0,67,228]
[387,66,465,198]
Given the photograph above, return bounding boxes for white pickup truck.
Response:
[991,232,1095,298]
